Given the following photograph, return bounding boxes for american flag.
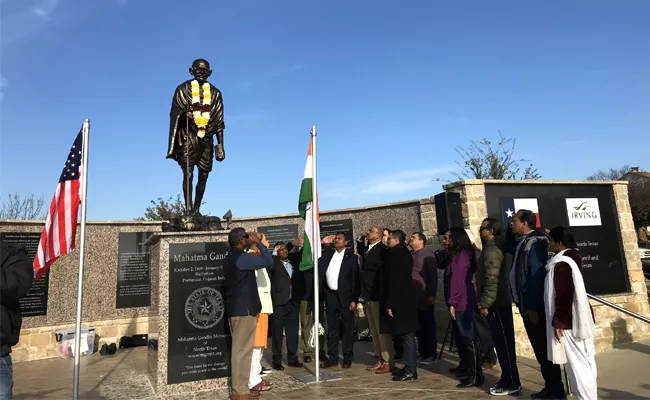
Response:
[33,128,83,279]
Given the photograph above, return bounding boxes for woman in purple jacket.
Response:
[446,227,485,388]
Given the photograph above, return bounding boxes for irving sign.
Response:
[565,198,603,227]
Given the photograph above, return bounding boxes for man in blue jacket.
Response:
[510,210,565,400]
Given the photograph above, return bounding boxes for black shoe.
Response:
[392,372,418,381]
[303,355,312,363]
[341,361,352,369]
[288,360,304,368]
[320,359,338,368]
[457,373,485,388]
[391,367,405,376]
[531,388,567,399]
[272,363,284,371]
[449,366,467,377]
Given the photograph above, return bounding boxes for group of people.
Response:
[224,208,599,400]
[0,211,600,400]
[438,210,598,400]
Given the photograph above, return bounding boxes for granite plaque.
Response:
[485,184,629,295]
[167,242,231,385]
[258,224,299,246]
[0,232,49,317]
[320,219,354,247]
[116,232,153,309]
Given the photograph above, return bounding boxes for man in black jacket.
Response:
[268,242,303,370]
[224,228,273,400]
[381,230,418,381]
[319,233,359,369]
[1,242,33,400]
[357,225,393,374]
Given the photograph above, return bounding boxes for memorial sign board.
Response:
[320,219,354,247]
[0,232,49,317]
[116,232,153,308]
[485,184,629,295]
[258,224,299,246]
[167,242,231,384]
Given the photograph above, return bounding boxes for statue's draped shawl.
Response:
[167,80,225,161]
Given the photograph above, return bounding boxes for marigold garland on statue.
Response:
[190,80,211,138]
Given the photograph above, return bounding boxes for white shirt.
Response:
[326,249,346,290]
[367,240,381,253]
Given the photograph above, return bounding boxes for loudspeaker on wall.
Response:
[434,192,463,235]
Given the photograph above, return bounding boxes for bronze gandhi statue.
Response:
[167,59,225,216]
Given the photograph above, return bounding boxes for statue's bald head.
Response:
[189,59,212,84]
[192,59,210,69]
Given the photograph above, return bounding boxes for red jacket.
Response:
[552,248,595,329]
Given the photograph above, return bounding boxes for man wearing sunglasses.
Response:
[224,228,273,400]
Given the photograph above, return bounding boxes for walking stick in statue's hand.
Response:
[185,110,191,215]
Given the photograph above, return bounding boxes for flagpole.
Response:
[72,119,90,400]
[311,125,320,383]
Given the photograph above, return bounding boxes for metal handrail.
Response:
[587,293,650,324]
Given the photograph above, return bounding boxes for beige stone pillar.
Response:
[442,180,488,249]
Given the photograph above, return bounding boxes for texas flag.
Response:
[501,198,541,228]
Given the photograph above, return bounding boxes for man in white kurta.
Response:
[544,228,597,400]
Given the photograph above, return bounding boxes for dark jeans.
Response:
[0,354,12,400]
[475,310,497,363]
[325,289,355,363]
[416,307,437,359]
[522,310,565,396]
[487,306,521,387]
[272,300,300,364]
[398,332,417,375]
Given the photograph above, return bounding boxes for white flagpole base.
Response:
[295,371,341,384]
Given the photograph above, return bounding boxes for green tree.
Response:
[136,195,206,221]
[453,131,541,180]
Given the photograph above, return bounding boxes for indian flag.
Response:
[298,137,321,271]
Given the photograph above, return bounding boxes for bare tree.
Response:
[136,194,207,221]
[586,165,637,181]
[453,131,541,180]
[589,166,650,227]
[0,193,46,220]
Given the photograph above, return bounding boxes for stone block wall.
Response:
[11,316,158,362]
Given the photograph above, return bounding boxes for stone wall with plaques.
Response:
[442,179,650,357]
[0,221,162,362]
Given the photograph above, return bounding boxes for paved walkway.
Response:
[12,339,650,399]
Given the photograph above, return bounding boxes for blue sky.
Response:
[1,0,649,221]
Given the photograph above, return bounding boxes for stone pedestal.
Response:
[146,231,232,396]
